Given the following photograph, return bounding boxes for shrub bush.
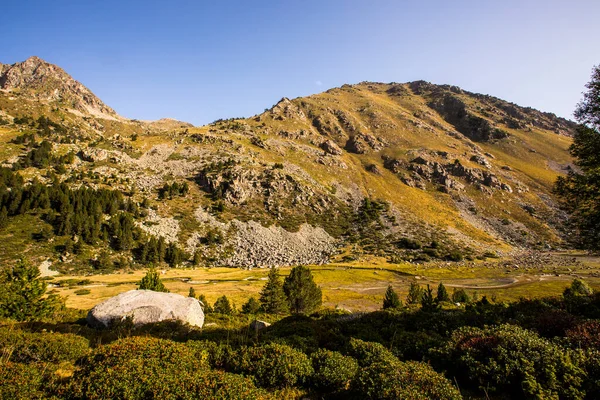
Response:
[352,359,462,400]
[0,361,46,399]
[68,337,270,399]
[346,337,398,366]
[229,343,313,388]
[435,324,585,399]
[311,348,358,392]
[0,327,90,363]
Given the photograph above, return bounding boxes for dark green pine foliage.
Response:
[188,287,197,299]
[436,282,450,303]
[138,268,168,292]
[382,285,402,309]
[0,259,62,321]
[421,284,438,311]
[555,65,600,250]
[213,295,233,315]
[165,243,187,267]
[259,268,289,315]
[283,266,322,315]
[198,294,213,313]
[242,296,261,314]
[406,282,423,305]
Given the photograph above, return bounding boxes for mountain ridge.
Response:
[0,56,578,273]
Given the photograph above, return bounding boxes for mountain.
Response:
[0,57,577,274]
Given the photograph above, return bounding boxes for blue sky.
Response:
[2,1,599,125]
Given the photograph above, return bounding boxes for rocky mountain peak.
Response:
[0,56,119,119]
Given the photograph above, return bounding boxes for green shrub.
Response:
[0,361,46,399]
[74,288,91,295]
[435,324,585,399]
[0,327,89,363]
[347,337,398,366]
[69,337,269,399]
[311,348,358,392]
[230,343,313,388]
[352,359,462,400]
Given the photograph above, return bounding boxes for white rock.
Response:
[87,290,204,328]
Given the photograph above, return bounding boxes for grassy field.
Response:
[50,254,600,311]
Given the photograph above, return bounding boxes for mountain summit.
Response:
[0,56,119,119]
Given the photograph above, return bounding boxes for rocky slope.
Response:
[0,57,577,272]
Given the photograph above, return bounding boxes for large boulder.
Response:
[87,290,204,328]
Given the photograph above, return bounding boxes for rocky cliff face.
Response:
[0,57,578,271]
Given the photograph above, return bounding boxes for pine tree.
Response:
[382,284,402,309]
[406,282,423,305]
[436,282,450,303]
[259,268,289,315]
[138,268,169,292]
[188,286,197,299]
[421,284,438,311]
[213,295,233,315]
[451,288,470,304]
[242,296,261,314]
[0,259,62,321]
[555,65,600,249]
[283,266,322,314]
[198,294,213,313]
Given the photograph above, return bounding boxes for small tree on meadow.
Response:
[259,268,289,315]
[436,282,450,303]
[564,279,594,298]
[406,282,423,305]
[198,293,213,313]
[383,284,402,309]
[242,296,261,314]
[213,295,233,315]
[451,288,470,304]
[283,266,322,314]
[138,268,168,292]
[0,259,63,321]
[421,284,438,312]
[188,286,197,299]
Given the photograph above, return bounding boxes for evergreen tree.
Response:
[188,286,197,299]
[564,278,594,298]
[555,65,600,249]
[283,265,322,314]
[213,295,233,315]
[192,250,202,266]
[406,282,423,305]
[436,282,450,303]
[421,284,438,311]
[198,294,213,313]
[259,268,289,315]
[451,288,470,304]
[241,296,261,314]
[0,259,62,321]
[382,284,402,309]
[138,268,168,292]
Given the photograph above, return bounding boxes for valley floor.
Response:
[51,252,600,311]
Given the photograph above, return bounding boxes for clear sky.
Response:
[2,0,599,125]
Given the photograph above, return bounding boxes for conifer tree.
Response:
[383,284,402,309]
[436,282,450,303]
[242,296,261,314]
[406,282,423,304]
[198,294,213,313]
[138,268,168,292]
[213,295,233,315]
[188,286,197,299]
[421,284,438,311]
[283,265,322,314]
[259,268,289,315]
[0,259,62,321]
